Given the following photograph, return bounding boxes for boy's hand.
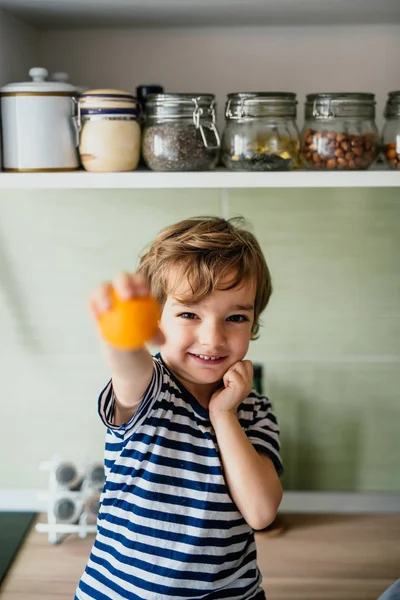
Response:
[90,272,165,347]
[209,360,253,415]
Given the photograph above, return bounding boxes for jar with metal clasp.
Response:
[381,91,400,169]
[77,89,141,172]
[301,93,379,169]
[221,92,300,171]
[142,93,220,171]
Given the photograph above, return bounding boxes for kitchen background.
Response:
[0,7,399,497]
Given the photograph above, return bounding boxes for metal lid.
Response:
[225,92,297,119]
[0,67,76,94]
[384,91,400,119]
[145,93,216,119]
[305,92,376,119]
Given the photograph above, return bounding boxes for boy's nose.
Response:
[199,322,226,348]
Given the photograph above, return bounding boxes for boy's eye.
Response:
[227,314,249,323]
[178,312,198,320]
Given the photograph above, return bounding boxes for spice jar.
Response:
[142,93,220,171]
[301,93,379,170]
[77,89,141,172]
[381,91,400,169]
[136,84,164,125]
[221,92,300,171]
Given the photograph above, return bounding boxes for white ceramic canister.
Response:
[0,67,79,172]
[77,89,141,172]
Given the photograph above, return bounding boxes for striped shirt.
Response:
[75,355,282,600]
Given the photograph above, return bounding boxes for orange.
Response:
[98,289,160,350]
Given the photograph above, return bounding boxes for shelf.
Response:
[1,0,399,28]
[0,169,399,190]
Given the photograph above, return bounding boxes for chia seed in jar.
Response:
[142,93,220,171]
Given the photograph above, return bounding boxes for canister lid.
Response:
[0,67,77,94]
[305,93,376,119]
[225,92,297,119]
[145,93,216,119]
[384,91,400,118]
[79,89,137,110]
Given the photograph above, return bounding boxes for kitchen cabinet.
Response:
[0,0,399,188]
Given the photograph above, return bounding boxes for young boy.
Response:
[75,216,283,600]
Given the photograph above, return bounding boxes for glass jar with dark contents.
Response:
[142,93,220,171]
[381,91,400,169]
[221,92,300,171]
[301,93,379,170]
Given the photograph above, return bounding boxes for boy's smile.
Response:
[189,353,227,365]
[159,277,256,406]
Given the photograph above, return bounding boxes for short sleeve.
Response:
[244,395,283,477]
[97,357,164,440]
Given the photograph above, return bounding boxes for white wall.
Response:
[0,9,39,87]
[1,187,400,494]
[38,24,400,130]
[1,19,400,495]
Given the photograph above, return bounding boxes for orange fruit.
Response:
[98,289,160,350]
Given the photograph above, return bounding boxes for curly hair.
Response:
[138,216,272,338]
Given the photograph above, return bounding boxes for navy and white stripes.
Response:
[75,356,282,600]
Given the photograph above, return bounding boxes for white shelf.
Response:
[0,169,399,190]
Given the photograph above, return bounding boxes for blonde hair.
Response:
[138,216,272,337]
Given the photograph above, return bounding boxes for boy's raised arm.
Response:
[90,272,164,426]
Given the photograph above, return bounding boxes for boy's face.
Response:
[159,275,256,404]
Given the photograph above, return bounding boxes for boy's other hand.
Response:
[89,272,165,347]
[209,360,253,415]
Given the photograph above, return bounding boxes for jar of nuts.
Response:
[142,93,220,171]
[301,93,379,170]
[221,92,300,171]
[381,91,400,169]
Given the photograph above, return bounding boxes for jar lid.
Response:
[225,92,297,119]
[384,91,400,118]
[0,67,76,94]
[79,89,137,110]
[145,93,216,119]
[305,93,376,119]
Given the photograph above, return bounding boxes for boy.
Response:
[75,216,283,600]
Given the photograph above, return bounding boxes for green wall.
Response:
[0,187,399,491]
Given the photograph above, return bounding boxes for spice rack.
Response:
[36,456,103,544]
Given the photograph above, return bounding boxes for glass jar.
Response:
[301,93,379,170]
[221,92,300,171]
[77,89,141,172]
[381,91,400,169]
[142,93,220,171]
[136,84,164,127]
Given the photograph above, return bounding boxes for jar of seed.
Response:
[221,92,300,171]
[142,93,220,171]
[381,91,400,169]
[301,93,379,170]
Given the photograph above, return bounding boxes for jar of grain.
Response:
[77,89,141,172]
[301,93,379,170]
[381,91,400,169]
[221,92,300,171]
[142,93,220,171]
